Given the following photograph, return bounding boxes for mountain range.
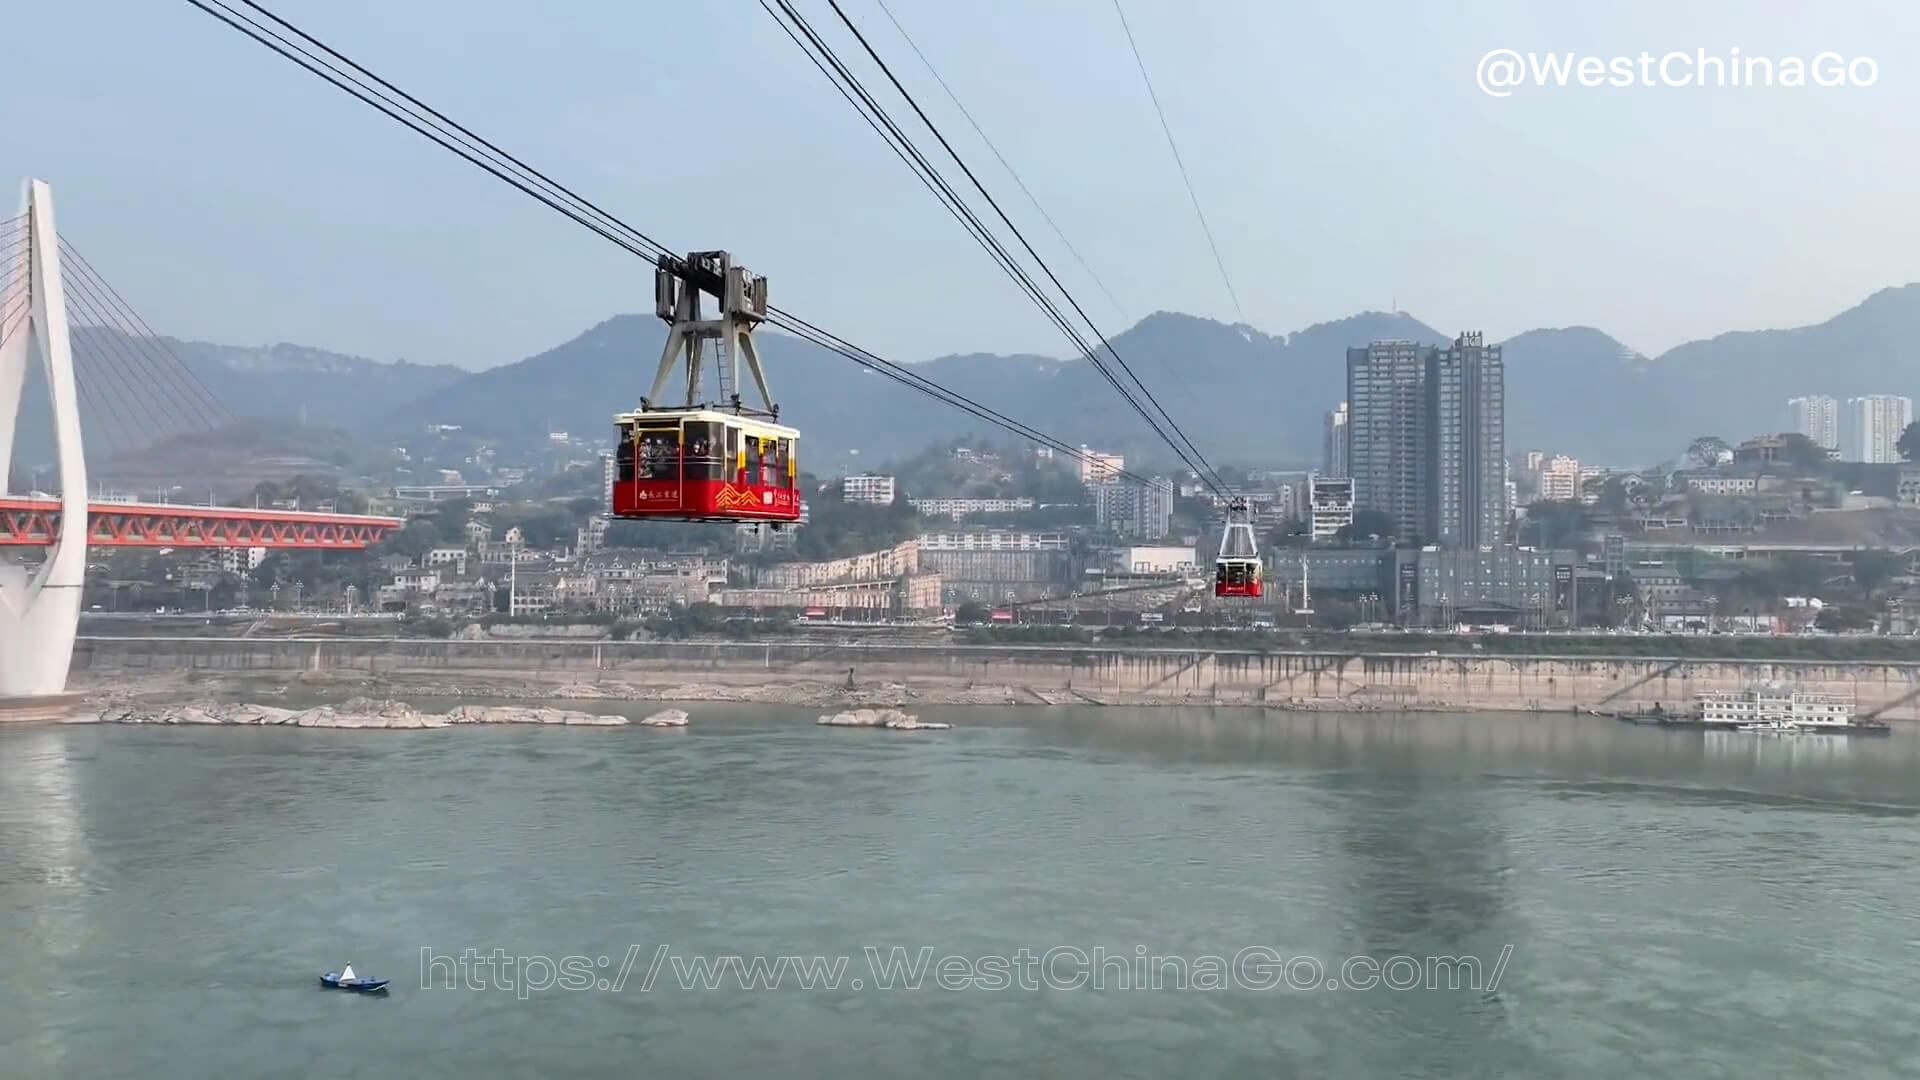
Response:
[23,286,1920,470]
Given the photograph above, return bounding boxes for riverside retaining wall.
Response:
[71,635,1920,718]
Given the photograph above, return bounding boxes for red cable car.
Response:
[1215,498,1263,598]
[610,409,799,522]
[610,250,802,525]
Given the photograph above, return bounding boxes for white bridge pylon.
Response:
[0,180,88,699]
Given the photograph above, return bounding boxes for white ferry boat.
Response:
[1696,683,1889,735]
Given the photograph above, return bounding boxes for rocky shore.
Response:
[74,697,677,730]
[817,708,952,731]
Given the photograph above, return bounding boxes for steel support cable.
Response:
[872,0,1211,436]
[763,307,1157,485]
[758,0,1155,438]
[777,0,1220,490]
[189,0,1162,485]
[225,0,677,261]
[1109,0,1244,324]
[58,238,233,425]
[231,0,1177,490]
[817,0,1227,494]
[56,259,212,436]
[871,0,1127,323]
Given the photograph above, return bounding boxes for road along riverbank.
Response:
[66,635,1920,719]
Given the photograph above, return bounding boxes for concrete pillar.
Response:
[0,181,87,698]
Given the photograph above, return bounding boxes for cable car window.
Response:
[743,436,763,487]
[684,421,725,481]
[777,439,793,488]
[615,429,636,482]
[635,429,679,481]
[758,437,779,487]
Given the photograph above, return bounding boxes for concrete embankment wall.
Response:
[72,636,1920,718]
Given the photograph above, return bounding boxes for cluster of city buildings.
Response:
[1786,394,1912,463]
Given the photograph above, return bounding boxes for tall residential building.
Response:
[1787,395,1839,451]
[1426,332,1507,549]
[1322,402,1349,478]
[1345,333,1507,547]
[1844,395,1913,463]
[1092,477,1175,540]
[1347,340,1429,544]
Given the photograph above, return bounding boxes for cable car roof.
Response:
[613,407,800,438]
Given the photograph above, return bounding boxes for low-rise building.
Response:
[1308,475,1354,543]
[842,474,898,505]
[424,547,469,575]
[1114,546,1198,575]
[907,496,1037,519]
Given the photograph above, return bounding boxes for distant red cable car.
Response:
[610,251,802,525]
[1215,498,1263,598]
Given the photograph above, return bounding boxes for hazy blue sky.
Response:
[3,0,1915,372]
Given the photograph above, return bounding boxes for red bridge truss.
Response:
[0,498,403,548]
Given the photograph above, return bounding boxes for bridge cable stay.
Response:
[54,267,198,454]
[1109,0,1245,325]
[1,208,234,459]
[183,0,1166,487]
[48,252,199,445]
[769,0,1229,496]
[0,213,29,347]
[59,238,234,429]
[0,215,149,460]
[51,242,227,455]
[56,239,234,453]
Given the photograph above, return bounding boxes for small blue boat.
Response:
[320,963,388,993]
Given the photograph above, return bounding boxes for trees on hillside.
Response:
[1684,436,1731,469]
[1900,421,1920,462]
[1519,500,1592,550]
[1335,509,1395,544]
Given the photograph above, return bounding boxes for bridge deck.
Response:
[0,497,403,548]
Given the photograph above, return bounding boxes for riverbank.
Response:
[65,634,1920,719]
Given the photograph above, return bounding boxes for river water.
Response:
[3,705,1919,1078]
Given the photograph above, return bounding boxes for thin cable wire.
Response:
[871,0,1128,322]
[776,0,1219,488]
[763,0,1168,459]
[808,0,1226,492]
[1109,0,1243,324]
[226,0,1203,491]
[187,0,1162,486]
[870,0,1213,435]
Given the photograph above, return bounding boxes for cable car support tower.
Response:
[643,251,777,419]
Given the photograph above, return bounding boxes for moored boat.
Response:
[1701,683,1890,735]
